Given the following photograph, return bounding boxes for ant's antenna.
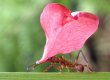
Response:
[80,50,89,63]
[80,50,94,72]
[27,63,39,71]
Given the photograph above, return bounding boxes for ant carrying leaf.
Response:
[27,50,93,72]
[28,3,99,72]
[27,3,99,72]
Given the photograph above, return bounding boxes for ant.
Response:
[27,50,93,72]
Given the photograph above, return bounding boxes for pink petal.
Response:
[36,3,99,64]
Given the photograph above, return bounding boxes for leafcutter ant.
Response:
[27,50,93,72]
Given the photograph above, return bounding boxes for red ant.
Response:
[27,50,93,72]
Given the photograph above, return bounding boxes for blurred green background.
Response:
[0,0,110,72]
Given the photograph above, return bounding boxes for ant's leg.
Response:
[43,63,54,72]
[50,63,63,72]
[66,66,70,72]
[59,64,70,72]
[80,50,88,63]
[75,50,81,63]
[58,66,63,72]
[84,65,94,72]
[58,56,66,72]
[60,56,71,72]
[53,64,62,72]
[44,63,61,72]
[80,50,94,72]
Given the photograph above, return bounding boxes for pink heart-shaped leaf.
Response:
[36,3,99,64]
